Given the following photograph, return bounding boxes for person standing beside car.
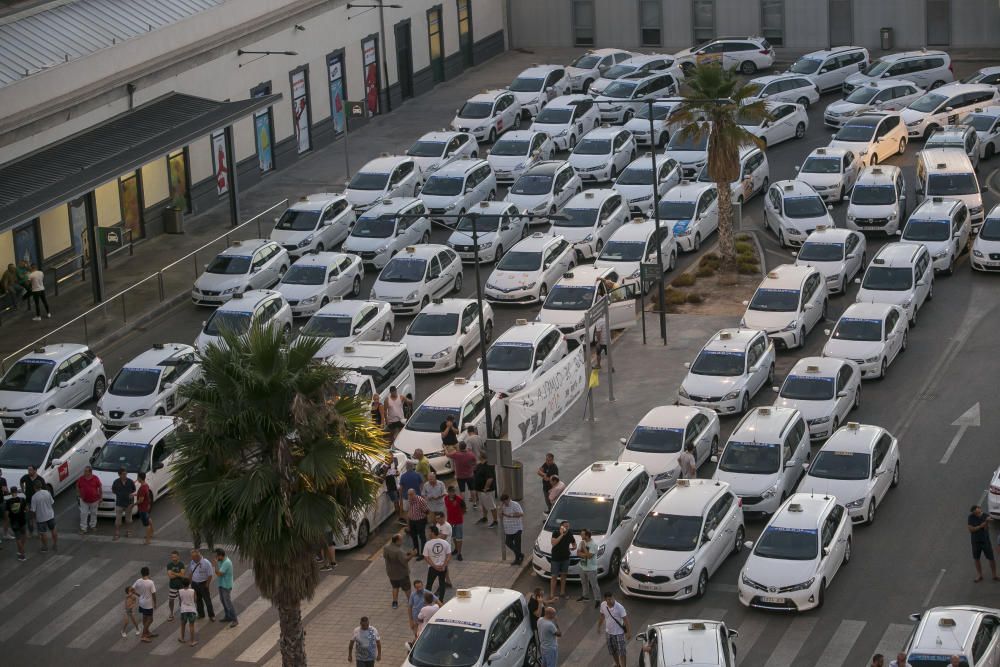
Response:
[76,465,102,534]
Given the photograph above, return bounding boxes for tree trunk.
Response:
[715,181,737,272]
[277,602,307,667]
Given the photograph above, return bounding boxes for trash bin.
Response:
[880,27,893,51]
[163,206,184,234]
[500,460,524,501]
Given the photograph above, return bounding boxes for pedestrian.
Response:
[349,616,382,667]
[413,449,432,480]
[31,478,57,552]
[415,591,439,636]
[380,453,403,521]
[27,264,50,320]
[384,386,410,442]
[407,580,440,639]
[949,657,961,667]
[121,586,141,638]
[0,470,9,538]
[678,443,697,479]
[178,578,199,646]
[447,441,478,505]
[406,489,430,556]
[968,505,998,581]
[890,653,913,667]
[4,486,28,561]
[133,566,158,642]
[463,424,485,460]
[112,467,136,541]
[474,452,498,526]
[576,529,600,607]
[20,464,42,535]
[16,260,31,310]
[1,263,21,311]
[443,485,466,561]
[500,494,524,565]
[370,394,386,430]
[433,511,453,549]
[528,587,544,636]
[537,607,561,667]
[76,465,101,534]
[136,471,154,544]
[440,415,460,449]
[546,475,566,507]
[538,453,559,513]
[423,525,451,601]
[400,461,424,503]
[422,471,446,525]
[188,549,216,621]
[215,548,239,627]
[548,520,575,601]
[870,655,885,667]
[598,591,630,667]
[166,550,187,621]
[192,524,215,551]
[384,532,414,608]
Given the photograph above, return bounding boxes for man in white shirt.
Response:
[422,525,452,602]
[27,264,50,321]
[677,443,697,479]
[29,480,57,552]
[889,653,914,667]
[133,566,158,642]
[597,591,630,667]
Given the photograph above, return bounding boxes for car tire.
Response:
[356,520,370,548]
[821,299,828,320]
[155,408,166,416]
[488,128,497,144]
[695,569,709,599]
[608,549,622,578]
[279,265,288,276]
[926,280,934,301]
[740,393,749,414]
[595,239,604,255]
[352,275,362,297]
[711,435,720,458]
[853,386,861,410]
[513,114,522,131]
[799,325,807,349]
[539,284,548,300]
[946,255,955,276]
[841,276,849,295]
[839,186,846,203]
[491,416,503,439]
[767,363,775,386]
[740,61,757,75]
[316,243,325,252]
[669,250,677,271]
[282,323,292,341]
[909,307,918,328]
[609,166,618,181]
[488,190,496,201]
[494,244,504,262]
[484,320,494,343]
[454,347,465,372]
[986,144,996,160]
[795,122,806,139]
[869,153,878,166]
[867,500,876,525]
[623,110,634,123]
[453,272,463,293]
[777,230,786,247]
[420,296,430,310]
[816,580,826,609]
[797,96,810,109]
[568,134,577,150]
[891,461,900,488]
[421,231,431,244]
[733,525,745,555]
[897,138,906,155]
[930,80,945,89]
[524,639,541,667]
[694,233,702,251]
[382,323,392,341]
[658,131,669,148]
[901,330,908,353]
[92,376,106,401]
[582,79,593,94]
[320,297,329,308]
[923,124,940,140]
[471,151,479,159]
[843,537,852,564]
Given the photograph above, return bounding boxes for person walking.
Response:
[546,476,566,507]
[384,386,410,442]
[528,587,544,636]
[178,578,199,646]
[349,617,382,667]
[446,441,477,505]
[678,443,698,479]
[31,479,57,552]
[413,449,432,481]
[166,550,187,621]
[576,529,600,608]
[320,528,338,572]
[27,264,50,320]
[215,548,239,627]
[537,453,559,513]
[548,520,575,601]
[463,424,485,461]
[537,607,561,667]
[444,485,466,561]
[968,505,998,581]
[384,532,414,608]
[20,465,42,535]
[423,525,451,601]
[406,489,430,556]
[121,586,141,638]
[15,261,31,311]
[136,472,154,544]
[380,453,403,521]
[370,394,386,430]
[422,471,446,526]
[4,487,28,561]
[500,494,524,565]
[598,591,630,667]
[890,653,914,667]
[76,465,102,534]
[407,580,440,639]
[474,452,498,526]
[112,468,136,541]
[133,566,158,642]
[188,549,216,621]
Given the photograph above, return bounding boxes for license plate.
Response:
[637,583,659,591]
[2,417,15,425]
[762,596,785,604]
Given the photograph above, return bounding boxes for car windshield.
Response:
[572,54,601,69]
[91,441,150,474]
[927,173,979,196]
[979,217,1000,241]
[718,441,780,474]
[784,195,828,218]
[636,105,672,121]
[690,350,745,376]
[203,310,252,337]
[543,285,595,310]
[851,184,896,205]
[789,57,822,74]
[625,425,684,454]
[275,209,320,231]
[603,63,638,79]
[808,450,871,480]
[967,114,997,132]
[281,265,326,285]
[862,266,912,291]
[658,201,696,219]
[573,138,612,155]
[456,215,503,232]
[801,157,842,174]
[667,132,708,151]
[599,240,646,262]
[554,208,598,228]
[0,359,54,393]
[754,527,818,560]
[406,405,460,433]
[835,123,876,142]
[907,92,947,113]
[352,216,396,238]
[780,374,835,400]
[633,513,702,550]
[509,76,545,92]
[408,313,459,336]
[490,139,531,156]
[300,315,352,338]
[484,342,533,371]
[496,250,541,271]
[407,140,447,158]
[379,257,427,282]
[0,439,50,469]
[544,495,613,534]
[458,101,493,119]
[616,167,653,185]
[422,176,465,196]
[863,59,892,76]
[735,110,764,128]
[797,242,844,262]
[534,107,573,124]
[749,288,799,312]
[109,367,161,397]
[206,254,251,275]
[348,171,390,190]
[409,624,485,667]
[603,80,638,98]
[903,219,950,242]
[845,87,880,104]
[833,317,883,341]
[510,174,553,195]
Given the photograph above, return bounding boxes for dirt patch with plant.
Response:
[651,236,764,316]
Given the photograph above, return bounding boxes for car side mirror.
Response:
[804,303,814,310]
[636,632,647,643]
[59,381,69,389]
[501,224,510,231]
[945,106,953,112]
[771,385,780,392]
[916,279,927,287]
[743,540,754,549]
[823,547,831,556]
[705,529,716,541]
[396,229,404,236]
[710,455,719,463]
[826,204,833,211]
[619,437,627,445]
[163,382,174,391]
[791,251,798,258]
[683,361,691,368]
[837,390,848,398]
[154,461,165,472]
[488,653,502,664]
[847,252,858,259]
[853,277,861,284]
[802,462,810,470]
[784,460,796,469]
[823,328,831,336]
[51,458,62,468]
[534,359,544,369]
[728,629,740,639]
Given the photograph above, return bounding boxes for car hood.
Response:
[511,90,542,104]
[538,308,585,328]
[420,193,462,209]
[673,47,697,58]
[193,273,247,293]
[489,155,531,170]
[447,229,498,246]
[900,238,947,255]
[410,156,442,175]
[681,372,740,396]
[711,469,780,496]
[346,189,385,207]
[844,72,878,87]
[615,184,655,201]
[785,213,834,232]
[588,78,614,95]
[270,228,317,245]
[900,108,929,125]
[973,236,1000,254]
[470,367,531,393]
[195,332,224,354]
[487,269,541,288]
[505,193,551,212]
[618,449,680,476]
[529,122,568,135]
[625,544,695,574]
[565,66,596,80]
[623,117,655,133]
[343,235,390,252]
[665,150,707,164]
[773,396,832,420]
[743,555,818,588]
[394,429,444,456]
[402,334,456,357]
[533,529,609,557]
[97,392,154,415]
[855,287,911,307]
[847,203,896,218]
[0,391,46,411]
[742,309,797,332]
[799,475,868,505]
[568,153,610,168]
[798,173,844,189]
[796,258,846,279]
[548,225,593,242]
[823,338,882,360]
[373,280,423,299]
[825,100,869,116]
[300,334,354,360]
[827,139,869,155]
[595,259,640,277]
[277,283,324,301]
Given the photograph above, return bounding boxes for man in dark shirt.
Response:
[968,505,998,581]
[474,453,497,527]
[20,465,41,534]
[548,520,576,602]
[537,453,559,512]
[5,486,28,561]
[112,468,137,541]
[440,416,459,448]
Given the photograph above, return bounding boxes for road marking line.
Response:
[0,557,108,641]
[195,597,273,660]
[0,554,71,614]
[922,569,947,608]
[69,592,145,649]
[873,623,913,659]
[940,403,980,464]
[732,615,767,657]
[27,560,142,645]
[814,619,866,667]
[763,617,817,667]
[697,607,727,620]
[107,595,172,653]
[151,570,255,656]
[711,583,739,593]
[235,574,347,663]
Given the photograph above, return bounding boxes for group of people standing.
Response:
[0,261,51,320]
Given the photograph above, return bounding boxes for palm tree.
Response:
[671,64,769,270]
[173,322,387,667]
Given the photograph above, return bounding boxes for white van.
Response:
[843,50,953,94]
[419,159,497,222]
[788,46,869,94]
[327,341,416,404]
[899,196,971,275]
[915,148,985,228]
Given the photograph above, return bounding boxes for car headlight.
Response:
[780,321,799,332]
[480,241,493,249]
[129,409,148,418]
[845,498,866,509]
[370,289,378,299]
[674,556,696,580]
[742,572,766,590]
[95,405,104,416]
[902,298,913,308]
[632,194,652,202]
[405,290,419,301]
[629,269,641,279]
[300,295,319,305]
[555,129,568,137]
[430,347,452,360]
[508,380,528,393]
[572,321,586,331]
[761,482,780,499]
[523,282,537,290]
[532,202,550,213]
[864,356,880,363]
[654,470,675,481]
[533,545,546,558]
[596,544,606,557]
[583,234,594,242]
[620,554,631,574]
[810,416,832,425]
[887,211,897,220]
[678,386,690,398]
[906,120,921,127]
[722,390,740,401]
[974,249,984,258]
[739,318,747,328]
[859,149,868,156]
[786,577,816,592]
[297,235,315,248]
[24,406,40,416]
[221,286,240,295]
[486,282,499,290]
[474,125,486,132]
[846,213,855,221]
[933,248,948,258]
[514,162,526,170]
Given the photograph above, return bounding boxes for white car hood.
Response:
[901,238,947,256]
[785,213,834,233]
[343,235,392,252]
[538,308,585,328]
[421,193,462,209]
[402,335,456,358]
[625,544,693,574]
[568,153,610,169]
[623,117,655,134]
[743,555,818,588]
[823,338,882,360]
[470,367,531,394]
[673,47,696,59]
[565,66,596,81]
[373,280,423,300]
[277,283,324,302]
[0,390,47,411]
[270,228,316,246]
[346,189,385,208]
[98,392,155,416]
[534,529,609,558]
[595,258,639,278]
[618,449,680,477]
[511,90,542,105]
[973,236,1000,255]
[773,396,833,421]
[488,269,541,289]
[447,229,498,246]
[529,122,568,136]
[615,184,655,202]
[305,335,354,360]
[194,273,247,293]
[848,203,895,219]
[827,139,869,155]
[742,309,797,332]
[800,475,869,505]
[681,372,740,396]
[666,150,707,165]
[712,469,779,497]
[844,72,878,88]
[489,155,531,171]
[410,156,442,176]
[394,429,443,456]
[826,100,868,116]
[900,108,927,126]
[548,225,593,243]
[588,78,615,95]
[855,287,912,307]
[798,173,844,189]
[505,193,551,212]
[195,332,222,353]
[797,259,846,280]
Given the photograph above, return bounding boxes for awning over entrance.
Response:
[0,91,281,232]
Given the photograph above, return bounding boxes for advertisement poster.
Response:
[211,131,229,196]
[507,348,587,449]
[328,59,346,135]
[254,111,274,172]
[362,37,379,117]
[291,69,311,154]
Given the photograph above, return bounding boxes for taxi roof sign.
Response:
[758,407,772,416]
[405,246,416,253]
[515,318,528,326]
[590,463,606,472]
[806,365,820,372]
[847,421,860,430]
[456,589,473,598]
[454,377,468,385]
[343,346,356,354]
[719,331,732,339]
[688,622,707,631]
[788,503,804,512]
[939,617,957,627]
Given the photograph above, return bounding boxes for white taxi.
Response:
[472,321,567,395]
[549,189,628,261]
[270,194,354,257]
[420,160,497,223]
[747,73,820,108]
[537,265,637,346]
[617,406,720,493]
[763,181,834,248]
[405,131,478,177]
[505,161,582,216]
[788,46,869,94]
[901,83,999,141]
[900,197,971,275]
[965,105,1000,160]
[695,144,770,204]
[450,89,522,144]
[484,233,575,304]
[903,606,1000,667]
[624,100,681,148]
[402,298,493,374]
[507,65,572,117]
[843,50,953,94]
[739,493,852,611]
[595,217,677,289]
[620,480,743,600]
[486,130,555,184]
[741,265,828,350]
[855,243,934,327]
[677,328,775,416]
[335,451,409,549]
[191,239,289,305]
[822,302,908,380]
[96,344,199,430]
[673,37,774,75]
[447,201,528,263]
[528,95,600,151]
[592,70,678,123]
[637,620,738,666]
[613,155,682,216]
[588,54,681,97]
[800,422,899,524]
[195,289,293,353]
[0,409,104,495]
[772,357,861,440]
[823,80,924,128]
[971,206,1000,272]
[795,147,860,203]
[665,123,710,178]
[328,342,416,404]
[568,126,637,183]
[657,182,718,253]
[370,245,462,316]
[299,299,394,360]
[738,102,809,147]
[565,48,637,93]
[277,252,364,317]
[92,417,178,516]
[846,165,908,235]
[794,227,867,295]
[344,155,421,212]
[342,198,432,269]
[828,112,908,167]
[0,344,105,434]
[925,124,981,169]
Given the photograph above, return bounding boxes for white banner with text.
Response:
[507,347,586,450]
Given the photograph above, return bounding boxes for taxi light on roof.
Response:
[767,271,779,279]
[153,343,165,349]
[871,167,883,174]
[687,623,707,631]
[232,240,242,246]
[128,422,142,430]
[939,617,957,627]
[783,184,794,192]
[454,377,468,385]
[591,463,606,471]
[231,292,244,299]
[432,298,444,304]
[816,224,828,231]
[343,346,355,354]
[33,346,45,353]
[382,198,393,205]
[676,479,690,487]
[847,422,860,430]
[380,152,390,157]
[873,258,885,265]
[932,196,943,203]
[515,318,528,326]
[478,201,490,208]
[563,272,574,279]
[584,192,595,199]
[456,589,473,598]
[788,503,804,512]
[298,195,308,201]
[806,365,820,373]
[936,163,947,169]
[816,148,827,155]
[719,331,732,339]
[759,407,772,416]
[532,232,545,238]
[632,217,645,224]
[331,296,343,302]
[405,246,416,253]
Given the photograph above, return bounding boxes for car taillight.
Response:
[990,485,1000,494]
[737,497,743,508]
[760,50,770,55]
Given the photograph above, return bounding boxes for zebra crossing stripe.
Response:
[0,554,71,615]
[194,597,274,660]
[873,623,913,659]
[814,620,867,667]
[763,617,817,667]
[0,557,108,642]
[732,615,767,656]
[151,571,256,656]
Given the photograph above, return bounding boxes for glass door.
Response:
[428,7,445,83]
[457,0,474,68]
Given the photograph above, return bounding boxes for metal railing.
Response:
[52,252,86,296]
[1,199,288,372]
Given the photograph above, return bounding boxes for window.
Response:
[761,0,784,46]
[462,391,486,424]
[836,364,853,392]
[572,0,596,47]
[639,0,662,47]
[461,304,477,328]
[692,0,715,43]
[50,433,73,461]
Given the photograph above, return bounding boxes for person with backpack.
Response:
[597,591,630,667]
[443,485,466,561]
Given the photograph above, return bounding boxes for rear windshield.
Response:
[927,173,979,196]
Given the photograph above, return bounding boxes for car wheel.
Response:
[282,323,292,341]
[608,549,622,577]
[923,124,940,140]
[484,320,494,343]
[696,569,709,599]
[595,239,604,255]
[471,151,479,159]
[891,461,900,488]
[609,166,618,181]
[821,299,828,320]
[816,580,826,609]
[623,110,634,123]
[866,500,876,525]
[767,363,775,386]
[777,230,786,247]
[491,416,503,438]
[356,520,370,548]
[487,190,496,201]
[513,114,521,130]
[453,272,464,293]
[740,60,757,75]
[986,144,996,160]
[539,284,548,300]
[420,296,430,310]
[568,134,577,150]
[494,244,504,262]
[315,243,325,253]
[909,307,918,328]
[658,131,669,148]
[693,233,701,251]
[733,525,745,554]
[897,138,906,155]
[92,376,106,401]
[320,297,329,308]
[843,537,852,564]
[488,128,497,143]
[382,323,392,341]
[869,153,879,166]
[841,276,849,294]
[352,275,362,297]
[926,280,934,301]
[155,408,165,416]
[799,325,807,349]
[711,435,720,458]
[581,79,593,94]
[796,96,810,109]
[454,347,465,372]
[524,639,540,667]
[901,330,908,352]
[421,231,431,244]
[740,393,749,414]
[669,250,677,271]
[930,80,945,89]
[946,255,955,276]
[853,386,861,410]
[795,122,806,139]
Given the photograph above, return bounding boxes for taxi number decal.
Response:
[58,461,69,482]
